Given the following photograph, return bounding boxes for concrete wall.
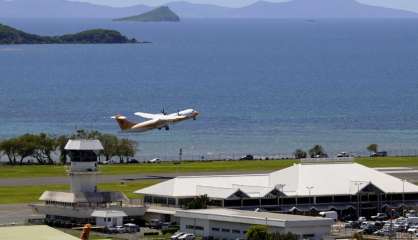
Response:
[70,174,97,192]
[179,217,329,240]
[96,216,123,227]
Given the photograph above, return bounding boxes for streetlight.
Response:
[402,179,406,205]
[306,186,314,215]
[352,181,367,218]
[306,186,314,203]
[276,184,286,210]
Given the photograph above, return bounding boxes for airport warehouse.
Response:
[137,161,418,218]
[175,208,333,240]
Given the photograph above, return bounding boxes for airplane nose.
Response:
[193,111,199,116]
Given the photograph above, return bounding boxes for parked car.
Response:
[371,213,388,221]
[128,159,139,164]
[240,155,254,160]
[124,223,139,233]
[148,158,161,164]
[115,226,126,233]
[178,233,195,240]
[337,152,350,158]
[171,232,186,240]
[148,219,162,229]
[371,151,387,157]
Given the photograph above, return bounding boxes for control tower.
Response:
[31,139,145,225]
[65,139,102,193]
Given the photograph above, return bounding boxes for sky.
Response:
[70,0,418,12]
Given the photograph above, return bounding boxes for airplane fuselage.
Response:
[113,109,199,133]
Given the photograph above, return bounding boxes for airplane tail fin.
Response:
[111,114,136,131]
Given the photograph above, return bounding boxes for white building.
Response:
[175,208,334,240]
[91,210,127,228]
[136,162,418,218]
[31,139,145,225]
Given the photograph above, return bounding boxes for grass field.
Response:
[0,156,417,179]
[0,159,298,178]
[0,180,160,204]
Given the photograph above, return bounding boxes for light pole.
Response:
[306,186,314,215]
[276,184,286,211]
[402,179,406,205]
[306,186,314,203]
[353,182,363,218]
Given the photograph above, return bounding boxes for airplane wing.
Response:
[160,115,186,121]
[134,112,164,119]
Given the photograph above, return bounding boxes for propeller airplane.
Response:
[112,108,199,133]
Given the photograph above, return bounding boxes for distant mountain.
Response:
[226,0,418,18]
[114,6,180,22]
[0,0,152,18]
[0,0,417,19]
[0,23,137,44]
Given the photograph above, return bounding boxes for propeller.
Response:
[161,108,167,115]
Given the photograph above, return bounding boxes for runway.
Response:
[0,168,416,187]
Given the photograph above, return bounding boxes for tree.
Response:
[308,145,326,158]
[367,144,378,154]
[186,195,210,209]
[246,225,269,240]
[0,138,19,165]
[15,134,37,165]
[269,232,298,240]
[294,149,307,159]
[31,133,57,164]
[116,138,137,163]
[56,135,69,164]
[99,134,119,161]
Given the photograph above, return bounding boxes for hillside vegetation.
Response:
[114,6,180,22]
[0,23,137,44]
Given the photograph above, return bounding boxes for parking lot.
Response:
[331,210,418,239]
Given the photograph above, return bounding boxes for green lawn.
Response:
[356,156,418,168]
[0,180,160,204]
[0,160,298,178]
[0,156,417,179]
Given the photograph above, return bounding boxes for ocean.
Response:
[1,18,418,160]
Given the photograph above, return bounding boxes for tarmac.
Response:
[0,168,416,187]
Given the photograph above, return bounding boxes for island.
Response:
[0,23,138,44]
[114,6,180,22]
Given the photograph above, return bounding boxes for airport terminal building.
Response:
[137,161,418,218]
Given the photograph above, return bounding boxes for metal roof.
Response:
[175,208,334,228]
[65,139,104,151]
[91,210,127,218]
[40,191,128,203]
[136,163,418,198]
[0,225,79,240]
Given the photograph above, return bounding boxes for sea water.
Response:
[1,18,418,160]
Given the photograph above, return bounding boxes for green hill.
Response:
[114,6,180,22]
[0,23,137,44]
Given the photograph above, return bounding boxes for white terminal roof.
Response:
[175,208,334,228]
[65,139,104,151]
[136,163,418,198]
[91,210,127,218]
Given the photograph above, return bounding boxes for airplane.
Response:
[112,108,199,133]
